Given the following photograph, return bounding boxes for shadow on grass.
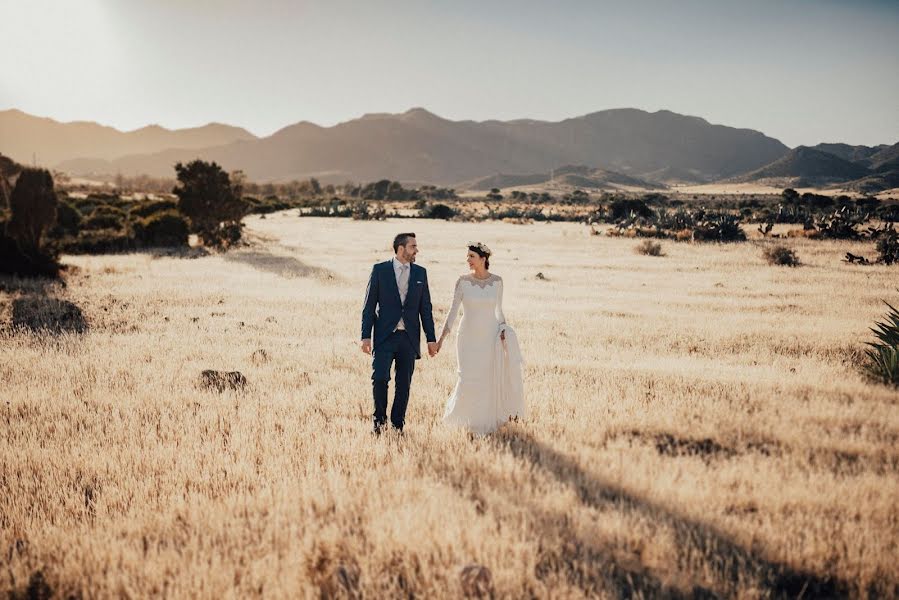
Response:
[10,295,88,334]
[222,249,336,279]
[477,427,850,598]
[1,272,88,336]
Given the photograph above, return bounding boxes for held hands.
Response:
[427,341,440,358]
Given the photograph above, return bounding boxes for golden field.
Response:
[1,214,897,599]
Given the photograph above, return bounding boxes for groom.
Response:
[361,232,438,434]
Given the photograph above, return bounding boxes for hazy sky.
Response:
[1,0,897,147]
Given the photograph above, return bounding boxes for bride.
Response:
[436,242,525,434]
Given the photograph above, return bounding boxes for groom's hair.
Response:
[393,232,416,253]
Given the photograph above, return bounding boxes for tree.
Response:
[486,188,503,202]
[1,168,60,277]
[781,188,800,205]
[173,160,247,248]
[7,168,58,256]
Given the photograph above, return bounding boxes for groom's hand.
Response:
[361,339,372,355]
[427,342,439,357]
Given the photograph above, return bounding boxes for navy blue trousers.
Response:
[371,330,416,430]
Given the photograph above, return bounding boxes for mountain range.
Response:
[1,107,896,192]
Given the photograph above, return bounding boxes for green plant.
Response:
[134,211,189,247]
[863,298,899,387]
[81,213,125,231]
[763,244,800,267]
[130,198,178,218]
[419,203,457,220]
[874,226,899,265]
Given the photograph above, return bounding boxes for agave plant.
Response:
[864,298,899,386]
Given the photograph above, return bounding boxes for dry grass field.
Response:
[2,214,898,598]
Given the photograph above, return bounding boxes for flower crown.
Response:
[468,241,492,256]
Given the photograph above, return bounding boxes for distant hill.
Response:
[0,109,257,167]
[733,146,870,185]
[811,143,887,164]
[869,142,899,172]
[639,165,710,184]
[4,107,789,185]
[464,164,659,191]
[845,171,899,195]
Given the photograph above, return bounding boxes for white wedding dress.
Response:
[440,274,525,434]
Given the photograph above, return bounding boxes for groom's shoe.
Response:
[372,420,387,436]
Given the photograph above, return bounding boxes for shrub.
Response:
[609,198,654,221]
[420,203,457,220]
[763,244,800,266]
[0,217,60,277]
[71,196,101,216]
[60,229,136,254]
[91,204,126,218]
[130,198,178,218]
[245,196,293,215]
[134,210,189,247]
[218,222,243,247]
[350,201,387,221]
[814,206,867,239]
[634,240,664,256]
[863,299,899,387]
[875,226,899,265]
[81,213,125,231]
[877,204,899,223]
[49,201,82,237]
[692,213,746,242]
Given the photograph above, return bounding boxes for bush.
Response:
[692,213,746,242]
[763,244,800,267]
[49,201,82,237]
[608,198,654,221]
[244,196,293,215]
[71,196,101,216]
[875,226,899,265]
[877,204,899,223]
[91,204,126,218]
[217,222,243,248]
[0,219,60,277]
[420,203,457,220]
[863,299,899,387]
[130,198,178,218]
[634,240,663,256]
[81,213,125,231]
[59,229,136,254]
[133,210,189,247]
[350,201,387,221]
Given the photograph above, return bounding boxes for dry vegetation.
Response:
[2,214,898,598]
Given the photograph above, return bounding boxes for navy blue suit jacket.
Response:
[361,260,437,359]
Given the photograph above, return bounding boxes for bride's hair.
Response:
[468,243,491,269]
